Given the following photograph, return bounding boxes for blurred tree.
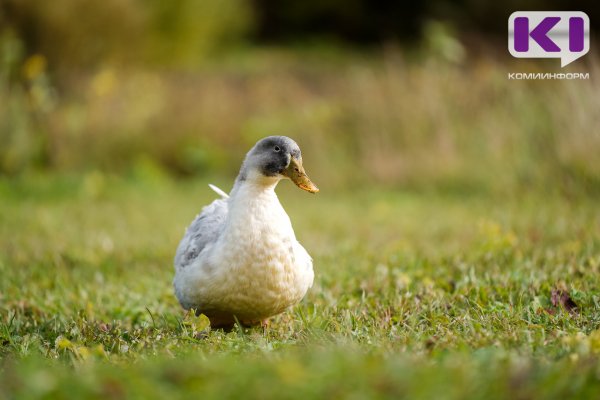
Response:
[1,0,146,78]
[251,0,426,42]
[146,0,253,66]
[1,0,597,78]
[250,0,599,44]
[0,0,253,77]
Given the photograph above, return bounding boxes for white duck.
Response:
[174,136,319,328]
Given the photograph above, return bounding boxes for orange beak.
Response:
[282,157,319,193]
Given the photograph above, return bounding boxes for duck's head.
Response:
[238,136,319,193]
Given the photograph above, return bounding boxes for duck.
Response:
[173,136,319,328]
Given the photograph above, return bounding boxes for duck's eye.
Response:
[274,145,281,152]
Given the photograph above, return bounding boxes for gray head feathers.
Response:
[236,136,302,182]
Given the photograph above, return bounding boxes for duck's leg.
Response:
[237,318,270,329]
[207,314,236,332]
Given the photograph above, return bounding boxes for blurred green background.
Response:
[2,2,600,398]
[1,0,599,195]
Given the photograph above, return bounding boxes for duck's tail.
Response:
[208,184,229,199]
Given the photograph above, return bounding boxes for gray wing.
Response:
[174,198,228,270]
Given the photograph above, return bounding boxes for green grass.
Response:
[1,173,600,399]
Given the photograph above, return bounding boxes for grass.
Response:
[3,8,600,397]
[0,172,599,399]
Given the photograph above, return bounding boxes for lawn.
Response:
[2,1,600,398]
[1,173,599,399]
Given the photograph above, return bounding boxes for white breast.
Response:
[174,181,314,322]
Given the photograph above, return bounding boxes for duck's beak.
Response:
[282,157,319,193]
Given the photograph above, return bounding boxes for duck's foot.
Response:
[202,315,270,332]
[209,321,236,332]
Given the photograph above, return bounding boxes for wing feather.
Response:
[174,197,228,270]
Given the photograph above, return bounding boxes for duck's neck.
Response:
[228,171,282,220]
[222,173,291,241]
[230,170,281,201]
